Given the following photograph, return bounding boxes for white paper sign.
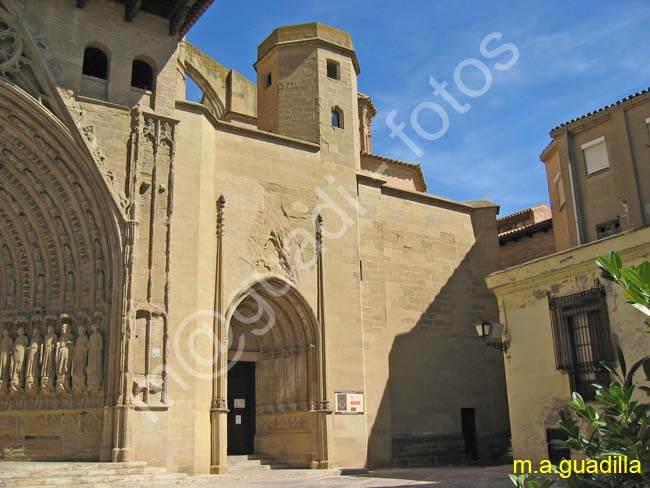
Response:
[235,415,242,425]
[234,398,246,409]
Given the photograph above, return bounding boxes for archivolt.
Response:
[227,276,319,354]
[0,80,123,321]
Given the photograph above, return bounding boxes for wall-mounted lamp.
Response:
[474,320,510,352]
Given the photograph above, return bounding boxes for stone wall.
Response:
[24,0,179,114]
[359,180,510,466]
[0,409,103,461]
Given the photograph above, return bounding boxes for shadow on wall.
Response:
[367,221,511,468]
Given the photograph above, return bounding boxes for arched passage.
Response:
[225,277,326,468]
[0,80,124,460]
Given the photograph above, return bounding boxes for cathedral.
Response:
[0,0,509,474]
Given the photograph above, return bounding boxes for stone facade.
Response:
[0,0,509,474]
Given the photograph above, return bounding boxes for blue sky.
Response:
[187,0,650,216]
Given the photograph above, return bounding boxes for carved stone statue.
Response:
[71,324,88,392]
[25,327,43,391]
[86,322,103,392]
[55,316,74,392]
[10,326,29,391]
[40,323,57,391]
[0,327,13,391]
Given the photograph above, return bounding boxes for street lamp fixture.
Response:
[474,320,510,352]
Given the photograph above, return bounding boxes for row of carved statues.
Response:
[0,314,104,394]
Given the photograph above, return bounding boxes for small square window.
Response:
[327,60,340,80]
[596,218,621,239]
[581,137,610,175]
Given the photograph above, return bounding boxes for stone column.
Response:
[313,214,333,468]
[210,196,228,474]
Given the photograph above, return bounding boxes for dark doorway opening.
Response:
[461,408,478,461]
[227,361,255,455]
[546,428,570,465]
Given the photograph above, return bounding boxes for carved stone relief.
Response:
[256,412,312,435]
[0,3,41,100]
[0,314,104,399]
[249,185,316,284]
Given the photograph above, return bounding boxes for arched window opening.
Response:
[82,47,108,80]
[131,60,155,91]
[185,74,204,103]
[331,107,344,129]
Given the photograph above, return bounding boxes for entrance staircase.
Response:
[0,461,190,488]
[227,454,289,473]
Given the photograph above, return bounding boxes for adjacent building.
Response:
[541,88,650,251]
[0,0,510,474]
[498,205,555,269]
[486,89,650,463]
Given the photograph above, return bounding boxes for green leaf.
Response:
[596,254,620,281]
[638,260,650,285]
[625,355,650,387]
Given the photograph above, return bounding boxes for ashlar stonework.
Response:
[0,0,509,475]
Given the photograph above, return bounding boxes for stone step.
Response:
[226,454,273,463]
[1,472,186,487]
[227,463,291,473]
[215,468,343,481]
[226,453,290,473]
[0,462,189,488]
[0,466,167,479]
[226,458,283,466]
[0,461,149,474]
[7,481,191,488]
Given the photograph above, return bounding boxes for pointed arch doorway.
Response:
[224,277,331,468]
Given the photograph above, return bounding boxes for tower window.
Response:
[596,218,621,239]
[331,107,344,129]
[82,47,108,80]
[266,73,272,88]
[327,60,340,80]
[131,60,154,91]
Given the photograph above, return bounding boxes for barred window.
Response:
[548,281,614,401]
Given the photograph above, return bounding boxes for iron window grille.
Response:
[548,281,615,401]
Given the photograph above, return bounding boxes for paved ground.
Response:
[191,466,515,488]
